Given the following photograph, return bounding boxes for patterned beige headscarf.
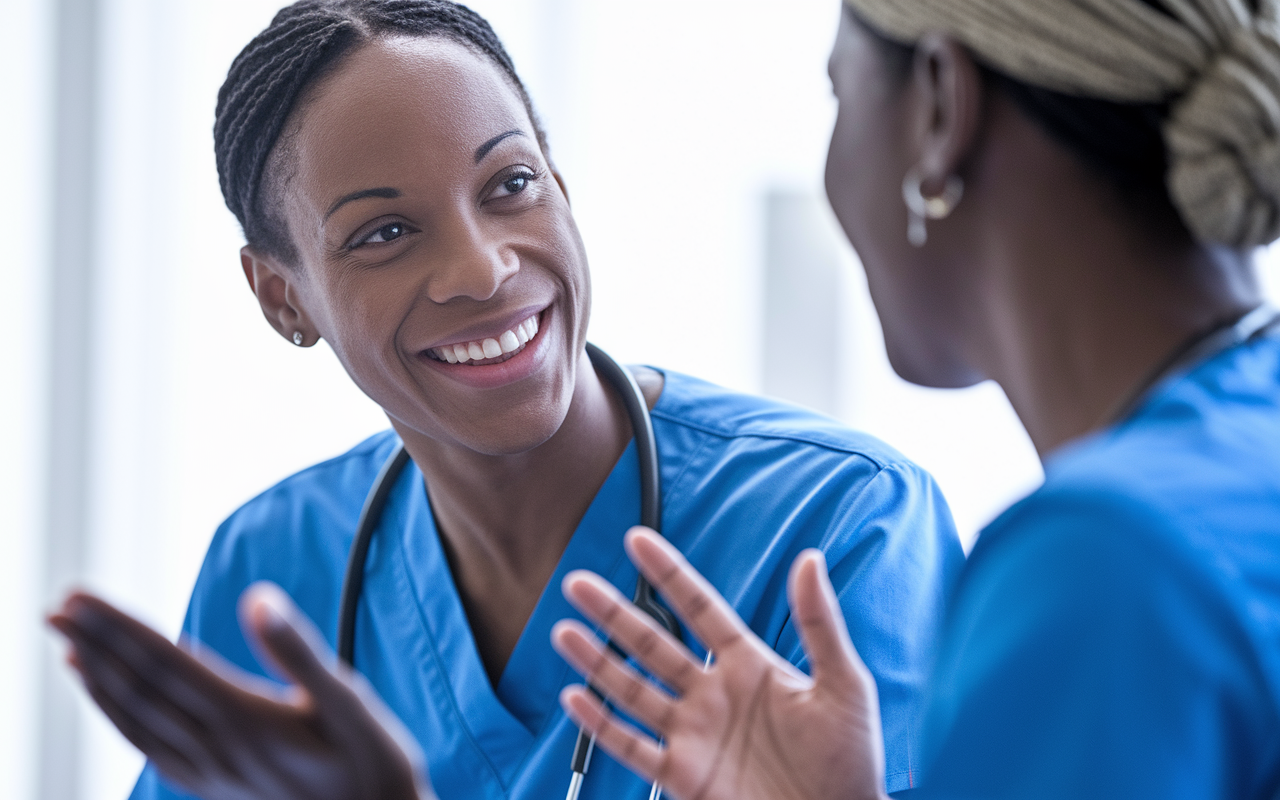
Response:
[843,0,1280,248]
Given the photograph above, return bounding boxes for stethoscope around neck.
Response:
[335,342,681,800]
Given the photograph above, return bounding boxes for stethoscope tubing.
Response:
[333,343,679,798]
[337,445,411,664]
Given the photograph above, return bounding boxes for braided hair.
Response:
[214,0,549,264]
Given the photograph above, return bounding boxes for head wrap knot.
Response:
[1167,22,1280,245]
[844,0,1280,248]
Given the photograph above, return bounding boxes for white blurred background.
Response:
[3,1,1277,798]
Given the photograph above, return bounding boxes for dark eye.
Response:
[362,222,408,245]
[487,168,539,202]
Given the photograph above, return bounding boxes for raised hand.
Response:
[48,582,433,800]
[551,527,889,800]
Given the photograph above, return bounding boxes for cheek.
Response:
[526,201,593,341]
[824,96,965,384]
[323,270,398,342]
[307,269,413,396]
[825,92,905,253]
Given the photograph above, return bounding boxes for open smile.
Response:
[424,312,540,366]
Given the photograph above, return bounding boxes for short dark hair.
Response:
[214,0,549,264]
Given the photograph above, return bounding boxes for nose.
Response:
[424,216,520,304]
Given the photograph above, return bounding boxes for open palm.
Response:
[551,527,889,800]
[49,582,432,800]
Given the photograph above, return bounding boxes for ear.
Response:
[552,168,571,206]
[241,246,320,347]
[908,34,985,194]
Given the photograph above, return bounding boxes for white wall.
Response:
[0,4,53,800]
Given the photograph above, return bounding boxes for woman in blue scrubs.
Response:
[47,2,961,799]
[548,1,1280,799]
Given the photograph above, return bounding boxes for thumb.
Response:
[787,550,875,698]
[238,583,436,799]
[237,582,360,717]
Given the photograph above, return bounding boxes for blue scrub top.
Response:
[919,331,1280,798]
[131,370,963,799]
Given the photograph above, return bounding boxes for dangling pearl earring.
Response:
[293,331,304,346]
[902,167,964,247]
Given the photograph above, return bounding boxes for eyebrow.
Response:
[324,187,402,221]
[474,130,525,163]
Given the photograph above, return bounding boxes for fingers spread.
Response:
[787,550,872,696]
[624,527,750,653]
[551,620,678,735]
[560,571,704,694]
[559,685,665,784]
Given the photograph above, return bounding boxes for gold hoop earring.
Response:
[293,331,304,346]
[902,167,964,247]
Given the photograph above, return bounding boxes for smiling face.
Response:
[824,10,984,388]
[260,36,589,455]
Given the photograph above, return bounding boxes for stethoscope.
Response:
[335,343,686,800]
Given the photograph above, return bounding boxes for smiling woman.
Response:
[46,2,964,799]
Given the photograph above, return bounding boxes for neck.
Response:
[389,349,634,682]
[979,218,1258,459]
[956,99,1264,459]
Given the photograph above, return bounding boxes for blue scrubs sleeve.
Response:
[920,486,1279,799]
[774,462,962,793]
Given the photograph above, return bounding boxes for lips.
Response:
[424,313,540,366]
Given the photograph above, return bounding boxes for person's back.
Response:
[923,322,1280,798]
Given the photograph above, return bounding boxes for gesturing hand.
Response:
[551,527,889,800]
[48,582,433,800]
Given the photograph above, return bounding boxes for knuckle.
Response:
[619,671,647,706]
[656,701,677,732]
[585,649,614,688]
[632,625,663,657]
[681,591,712,622]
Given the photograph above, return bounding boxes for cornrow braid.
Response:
[214,0,549,264]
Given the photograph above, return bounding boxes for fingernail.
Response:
[258,598,289,632]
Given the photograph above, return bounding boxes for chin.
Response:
[453,396,572,456]
[883,334,984,389]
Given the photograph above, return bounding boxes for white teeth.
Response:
[431,313,541,364]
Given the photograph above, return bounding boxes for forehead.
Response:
[286,36,532,208]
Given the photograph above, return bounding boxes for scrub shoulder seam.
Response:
[648,408,898,470]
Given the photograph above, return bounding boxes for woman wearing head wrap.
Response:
[553,1,1280,798]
